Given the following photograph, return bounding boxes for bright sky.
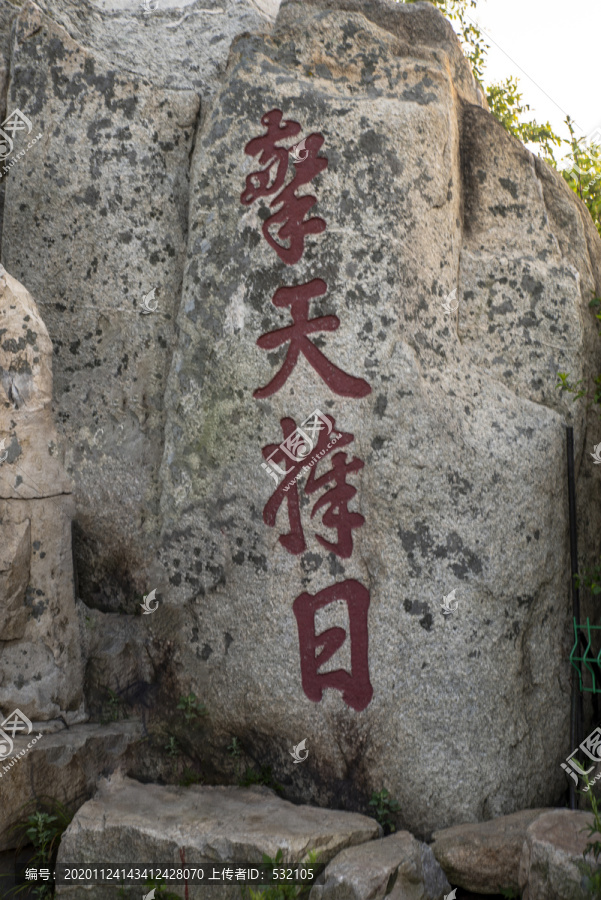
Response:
[466,0,601,160]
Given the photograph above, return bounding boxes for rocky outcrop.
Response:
[310,830,450,900]
[155,0,601,834]
[0,267,84,720]
[0,720,142,851]
[2,0,601,846]
[55,775,381,898]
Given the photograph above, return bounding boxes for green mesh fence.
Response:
[570,617,601,694]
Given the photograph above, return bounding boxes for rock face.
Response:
[518,810,600,900]
[0,267,84,720]
[155,0,601,834]
[0,0,281,609]
[310,830,450,900]
[431,808,549,893]
[32,0,279,93]
[0,720,142,851]
[3,0,601,842]
[55,775,381,899]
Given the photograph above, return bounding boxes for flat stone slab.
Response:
[519,809,600,900]
[310,830,450,900]
[0,721,142,851]
[56,775,380,898]
[431,808,549,893]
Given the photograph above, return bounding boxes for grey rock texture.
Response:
[55,775,381,898]
[0,267,84,720]
[431,808,549,893]
[2,0,200,608]
[0,720,142,851]
[155,0,601,834]
[80,605,155,716]
[309,830,450,900]
[518,809,600,900]
[2,0,601,843]
[33,0,279,93]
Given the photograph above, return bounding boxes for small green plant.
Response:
[3,799,74,898]
[177,692,208,723]
[164,735,180,758]
[575,560,601,596]
[240,849,321,900]
[369,788,400,834]
[228,737,242,758]
[99,687,128,725]
[500,889,519,900]
[238,764,284,795]
[579,773,601,897]
[228,737,245,778]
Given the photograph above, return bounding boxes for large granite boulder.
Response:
[155,0,601,835]
[55,775,381,899]
[0,267,84,720]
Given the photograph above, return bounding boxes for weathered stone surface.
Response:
[518,809,601,900]
[80,605,155,717]
[0,267,84,720]
[2,1,199,608]
[431,808,548,893]
[154,0,601,834]
[55,775,381,898]
[33,0,279,93]
[310,831,450,900]
[0,518,30,640]
[0,720,142,851]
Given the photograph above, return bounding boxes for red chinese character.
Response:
[293,580,373,711]
[254,279,372,399]
[307,451,365,558]
[262,417,353,554]
[240,109,301,205]
[262,132,328,264]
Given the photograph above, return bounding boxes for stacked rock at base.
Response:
[0,267,84,721]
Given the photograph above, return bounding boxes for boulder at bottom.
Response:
[519,809,600,900]
[431,808,548,893]
[309,830,450,900]
[55,775,381,899]
[0,720,142,852]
